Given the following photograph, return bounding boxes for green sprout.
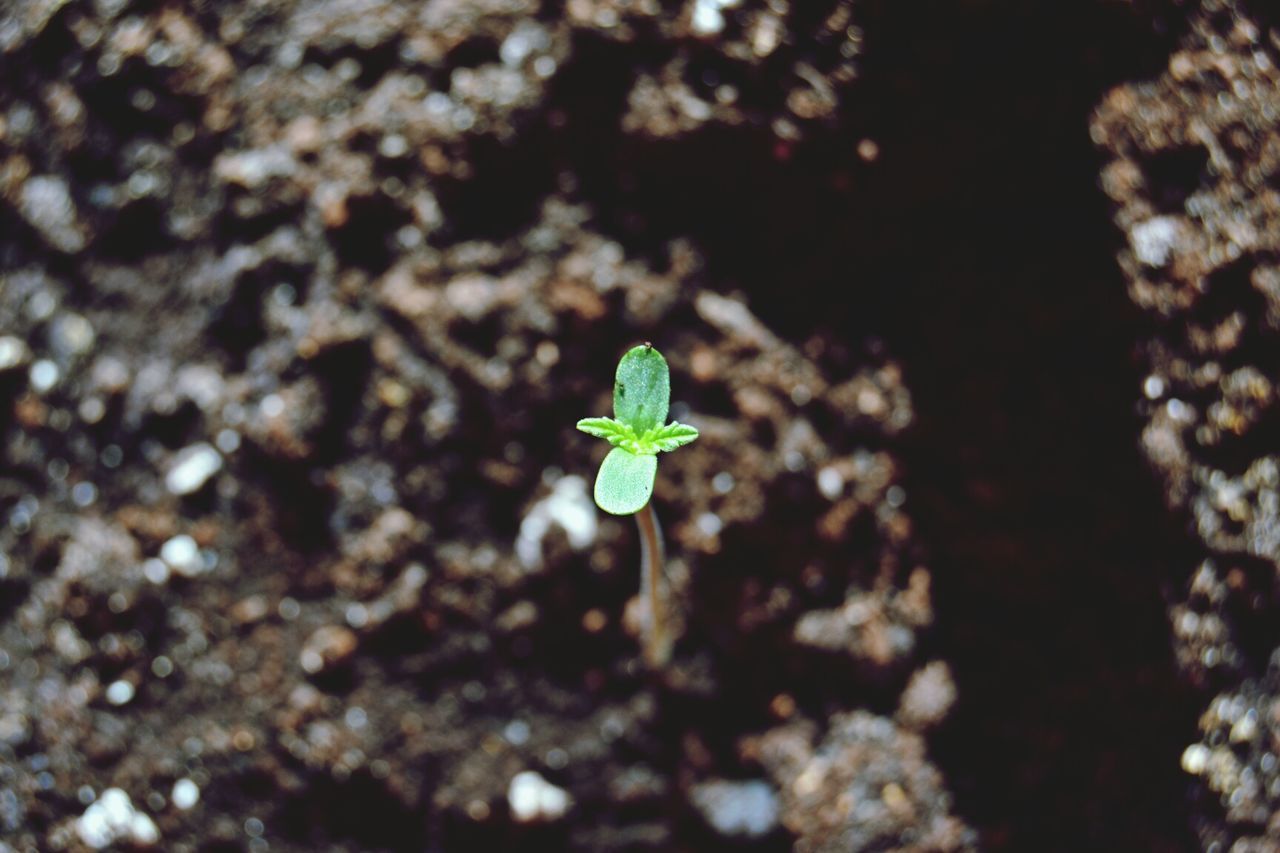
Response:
[577,344,698,667]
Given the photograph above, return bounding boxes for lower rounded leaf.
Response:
[594,447,657,515]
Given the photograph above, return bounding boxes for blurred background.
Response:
[2,0,1279,850]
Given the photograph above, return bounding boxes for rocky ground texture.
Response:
[1094,0,1280,848]
[3,0,1278,850]
[0,1,967,851]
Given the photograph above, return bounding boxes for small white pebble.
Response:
[516,475,597,569]
[690,779,779,838]
[260,393,285,418]
[396,224,422,249]
[696,512,723,537]
[20,175,86,252]
[504,720,531,746]
[712,472,735,494]
[215,429,241,454]
[345,603,369,629]
[129,812,159,845]
[1166,399,1191,422]
[160,535,204,577]
[344,706,368,729]
[79,396,106,423]
[1143,375,1165,400]
[1130,216,1181,267]
[691,0,726,35]
[165,442,222,496]
[334,57,361,81]
[76,788,159,849]
[508,770,572,822]
[29,359,59,393]
[299,649,323,674]
[76,796,116,849]
[378,134,409,158]
[105,680,135,706]
[0,336,30,370]
[897,660,956,729]
[53,313,95,355]
[71,482,98,507]
[817,466,844,500]
[27,291,56,321]
[1181,743,1210,775]
[533,55,556,78]
[171,779,199,810]
[142,558,170,585]
[500,21,549,66]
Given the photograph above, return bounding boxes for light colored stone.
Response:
[690,779,779,838]
[76,788,159,849]
[165,442,222,495]
[508,770,572,822]
[159,534,203,578]
[516,475,597,569]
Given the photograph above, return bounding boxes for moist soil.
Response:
[1,0,1269,851]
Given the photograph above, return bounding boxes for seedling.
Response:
[577,344,698,668]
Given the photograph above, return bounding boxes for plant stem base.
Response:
[635,501,672,668]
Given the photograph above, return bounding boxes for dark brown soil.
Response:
[1094,2,1280,848]
[1,0,1273,851]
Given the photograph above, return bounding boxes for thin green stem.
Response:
[635,500,671,668]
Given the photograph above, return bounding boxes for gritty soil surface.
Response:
[0,0,1276,851]
[1095,1,1280,848]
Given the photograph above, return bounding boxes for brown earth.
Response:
[1094,1,1280,848]
[0,0,1273,851]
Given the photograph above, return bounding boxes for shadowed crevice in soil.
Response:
[561,2,1203,850]
[860,4,1203,851]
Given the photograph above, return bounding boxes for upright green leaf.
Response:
[613,345,669,435]
[594,447,657,515]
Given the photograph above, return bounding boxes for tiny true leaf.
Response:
[576,417,631,447]
[650,421,699,452]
